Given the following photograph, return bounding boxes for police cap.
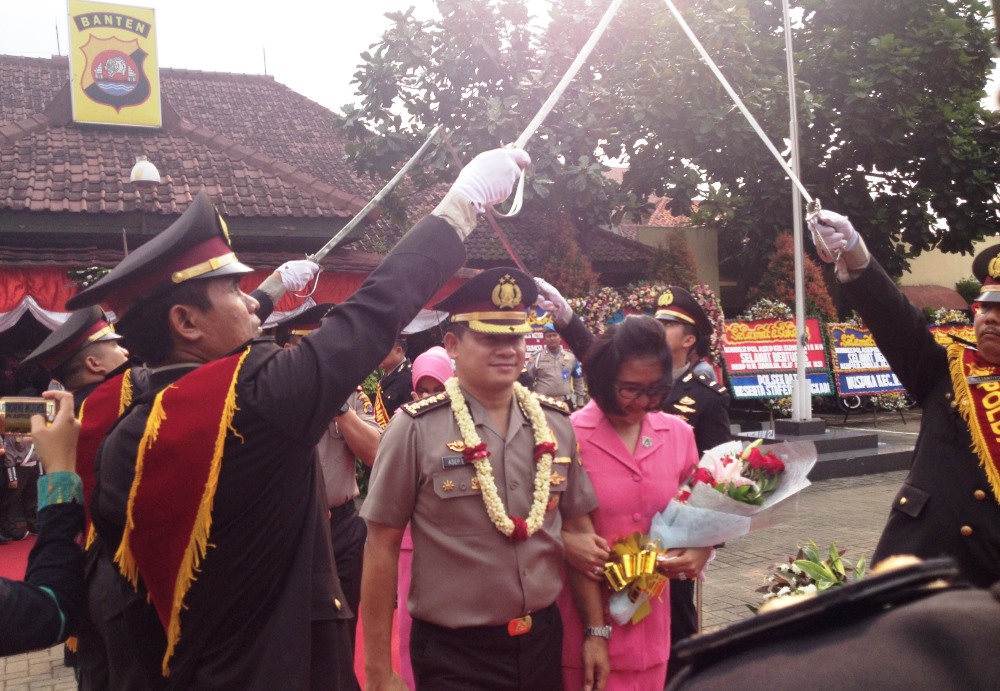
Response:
[654,286,712,340]
[971,243,1000,304]
[21,306,121,374]
[434,267,537,335]
[66,190,253,318]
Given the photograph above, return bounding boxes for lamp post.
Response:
[129,155,160,237]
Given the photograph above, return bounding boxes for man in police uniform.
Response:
[361,267,609,691]
[652,287,731,453]
[21,307,130,412]
[276,303,381,678]
[809,210,1000,588]
[528,322,586,408]
[374,338,412,427]
[66,147,531,689]
[22,267,319,689]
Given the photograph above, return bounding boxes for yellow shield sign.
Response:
[69,0,160,127]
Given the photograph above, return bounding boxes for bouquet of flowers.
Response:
[605,439,817,625]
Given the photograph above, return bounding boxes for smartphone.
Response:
[0,397,56,434]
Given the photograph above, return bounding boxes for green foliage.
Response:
[745,234,837,321]
[955,275,981,304]
[751,540,868,613]
[646,233,697,287]
[529,210,600,296]
[339,0,1000,292]
[68,266,110,289]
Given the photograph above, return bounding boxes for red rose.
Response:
[747,447,785,474]
[692,467,716,486]
[676,489,692,503]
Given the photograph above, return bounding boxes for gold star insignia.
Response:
[442,480,455,492]
[550,471,566,486]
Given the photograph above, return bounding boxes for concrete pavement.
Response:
[2,409,916,686]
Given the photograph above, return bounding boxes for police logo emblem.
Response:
[657,289,674,307]
[990,255,1000,280]
[80,36,152,112]
[491,274,522,310]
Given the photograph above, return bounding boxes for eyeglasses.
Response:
[614,382,671,401]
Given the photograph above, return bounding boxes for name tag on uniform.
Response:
[441,455,467,469]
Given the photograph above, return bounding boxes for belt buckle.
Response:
[507,614,532,637]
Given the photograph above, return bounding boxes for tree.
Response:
[339,0,1000,290]
[646,232,698,287]
[745,233,837,321]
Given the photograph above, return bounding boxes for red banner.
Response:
[723,318,827,373]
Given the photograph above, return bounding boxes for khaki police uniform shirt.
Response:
[316,389,381,509]
[528,347,585,406]
[361,386,598,628]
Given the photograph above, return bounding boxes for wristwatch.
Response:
[584,625,612,640]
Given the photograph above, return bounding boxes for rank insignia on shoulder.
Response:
[679,396,696,406]
[674,404,695,414]
[682,373,693,383]
[535,393,570,414]
[401,391,450,417]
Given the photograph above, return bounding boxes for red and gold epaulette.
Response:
[534,393,571,415]
[401,391,451,417]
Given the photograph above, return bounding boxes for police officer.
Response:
[66,147,532,689]
[528,322,586,408]
[360,267,609,691]
[374,338,412,427]
[276,303,381,681]
[650,287,731,676]
[809,210,1000,588]
[21,307,130,412]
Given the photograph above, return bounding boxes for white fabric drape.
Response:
[0,296,70,333]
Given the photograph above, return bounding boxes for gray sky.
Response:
[1,0,550,113]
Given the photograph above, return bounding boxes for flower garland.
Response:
[444,377,555,542]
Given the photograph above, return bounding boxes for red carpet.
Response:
[0,534,34,579]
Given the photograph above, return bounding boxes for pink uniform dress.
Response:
[558,400,698,690]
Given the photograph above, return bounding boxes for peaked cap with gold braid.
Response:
[434,267,537,334]
[66,189,253,319]
[972,243,1000,304]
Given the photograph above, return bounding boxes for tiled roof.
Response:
[0,54,650,273]
[0,54,371,221]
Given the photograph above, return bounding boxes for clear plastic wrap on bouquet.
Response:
[607,439,818,625]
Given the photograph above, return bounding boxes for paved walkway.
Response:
[1,467,908,687]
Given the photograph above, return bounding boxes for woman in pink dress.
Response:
[559,316,713,690]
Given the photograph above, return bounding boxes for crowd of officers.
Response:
[1,144,999,690]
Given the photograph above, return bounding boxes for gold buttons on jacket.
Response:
[974,489,987,500]
[961,525,974,537]
[898,497,907,506]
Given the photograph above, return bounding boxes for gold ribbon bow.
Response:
[603,532,668,624]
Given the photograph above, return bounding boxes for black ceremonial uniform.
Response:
[665,368,731,454]
[667,558,1000,690]
[843,260,1000,588]
[89,214,466,689]
[378,358,413,419]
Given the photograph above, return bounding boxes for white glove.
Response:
[276,259,320,291]
[534,277,574,327]
[807,210,859,263]
[449,148,531,213]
